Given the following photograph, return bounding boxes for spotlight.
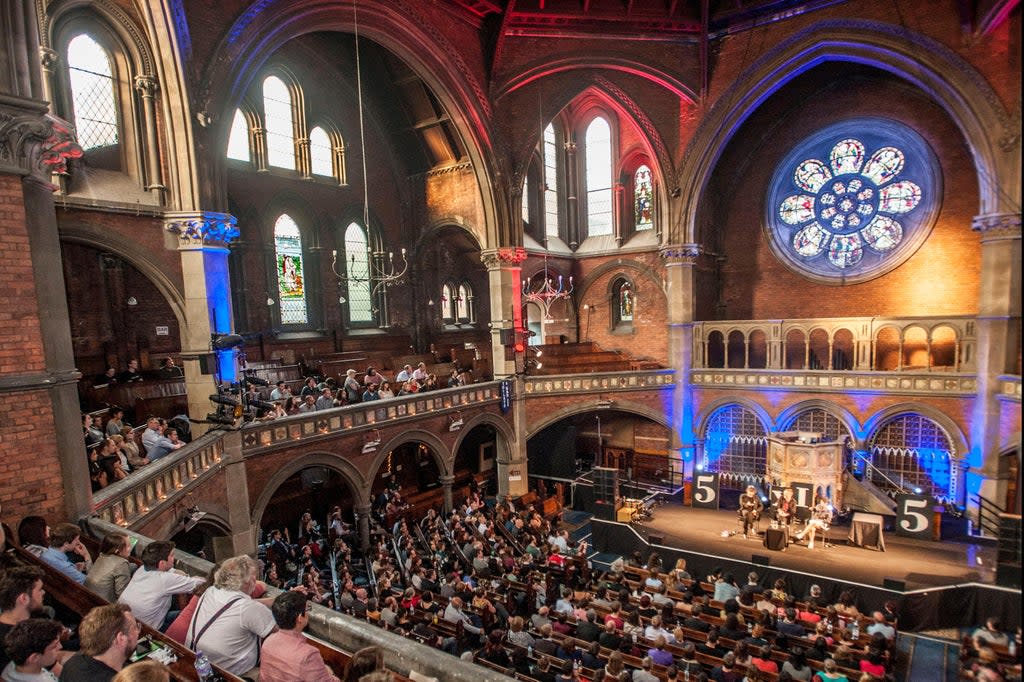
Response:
[244,374,270,386]
[182,505,207,532]
[248,399,275,411]
[209,394,240,407]
[913,487,922,494]
[204,413,236,425]
[211,333,244,351]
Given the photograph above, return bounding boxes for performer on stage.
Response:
[795,495,833,549]
[775,487,797,527]
[738,485,763,538]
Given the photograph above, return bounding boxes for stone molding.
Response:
[660,243,702,263]
[164,211,240,247]
[692,369,977,397]
[972,212,1022,240]
[0,104,82,179]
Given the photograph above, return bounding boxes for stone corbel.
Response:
[164,211,240,248]
[0,106,82,182]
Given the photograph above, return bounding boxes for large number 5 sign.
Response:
[896,494,933,537]
[692,472,720,509]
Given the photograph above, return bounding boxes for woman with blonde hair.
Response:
[111,660,170,682]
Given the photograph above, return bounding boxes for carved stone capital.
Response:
[0,106,82,179]
[972,213,1021,241]
[660,243,702,263]
[164,211,239,247]
[133,75,159,97]
[39,47,59,70]
[481,247,527,269]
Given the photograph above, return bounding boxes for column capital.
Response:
[481,246,527,270]
[439,475,456,486]
[660,243,702,264]
[133,75,159,96]
[164,211,239,248]
[0,106,82,179]
[39,47,59,69]
[972,212,1021,241]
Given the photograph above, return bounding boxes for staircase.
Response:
[842,470,897,516]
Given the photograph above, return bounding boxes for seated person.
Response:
[1,617,65,682]
[117,359,143,384]
[39,523,91,585]
[60,604,140,681]
[738,486,763,537]
[775,487,797,527]
[118,541,204,631]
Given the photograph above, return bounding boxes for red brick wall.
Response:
[0,174,67,521]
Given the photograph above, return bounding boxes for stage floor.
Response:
[635,505,998,591]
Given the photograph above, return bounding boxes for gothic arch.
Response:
[58,225,186,328]
[774,400,862,439]
[249,453,368,529]
[677,18,1019,243]
[576,258,666,305]
[452,412,517,464]
[412,220,483,261]
[862,403,969,457]
[43,0,156,76]
[694,396,773,437]
[369,429,454,481]
[527,399,672,443]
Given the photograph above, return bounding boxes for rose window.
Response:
[766,119,940,283]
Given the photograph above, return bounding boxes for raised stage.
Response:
[631,504,998,591]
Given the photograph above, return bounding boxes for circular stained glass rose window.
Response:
[765,118,941,284]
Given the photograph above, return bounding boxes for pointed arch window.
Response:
[585,117,613,237]
[441,282,456,323]
[309,126,333,177]
[543,123,560,237]
[263,76,295,170]
[273,214,307,324]
[457,282,472,322]
[226,109,250,162]
[634,165,653,230]
[66,34,119,150]
[344,222,373,323]
[611,277,634,331]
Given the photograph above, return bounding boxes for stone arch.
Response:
[58,225,186,328]
[249,453,368,529]
[369,429,454,481]
[694,396,773,437]
[413,220,483,261]
[197,1,502,247]
[43,0,156,76]
[453,412,517,464]
[676,18,1018,243]
[527,398,673,444]
[862,403,969,458]
[576,258,666,305]
[775,400,862,440]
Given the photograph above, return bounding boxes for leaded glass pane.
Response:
[226,109,250,161]
[309,126,333,176]
[869,414,956,500]
[586,117,612,237]
[544,124,559,237]
[617,280,633,322]
[67,34,119,150]
[781,409,852,443]
[634,165,653,230]
[703,405,767,478]
[521,177,530,225]
[263,76,295,170]
[456,284,470,320]
[441,283,455,322]
[273,215,307,324]
[344,222,372,322]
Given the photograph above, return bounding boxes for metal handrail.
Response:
[851,451,910,495]
[969,493,1002,536]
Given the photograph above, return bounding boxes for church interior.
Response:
[0,0,1020,679]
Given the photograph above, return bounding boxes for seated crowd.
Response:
[82,411,190,493]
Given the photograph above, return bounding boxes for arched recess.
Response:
[369,429,454,481]
[576,258,666,305]
[58,225,186,328]
[694,396,774,439]
[775,400,861,442]
[198,2,503,247]
[676,18,1018,244]
[862,403,970,459]
[453,412,517,464]
[527,398,673,443]
[249,453,368,529]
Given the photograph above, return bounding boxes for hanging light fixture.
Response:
[523,252,573,321]
[331,0,407,298]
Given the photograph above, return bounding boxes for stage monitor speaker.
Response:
[647,533,665,545]
[996,513,1021,589]
[882,577,906,592]
[751,554,771,566]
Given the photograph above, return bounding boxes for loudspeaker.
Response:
[648,533,665,545]
[751,554,771,566]
[996,513,1021,589]
[882,577,906,592]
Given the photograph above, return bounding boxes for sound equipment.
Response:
[764,527,789,551]
[593,467,620,521]
[996,513,1022,589]
[647,533,665,545]
[882,577,906,592]
[751,554,771,566]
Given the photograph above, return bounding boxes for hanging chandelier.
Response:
[330,0,407,299]
[522,253,573,321]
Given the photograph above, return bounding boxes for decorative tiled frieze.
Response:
[691,369,977,396]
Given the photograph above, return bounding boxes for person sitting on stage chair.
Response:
[775,487,798,528]
[795,495,833,549]
[738,486,763,538]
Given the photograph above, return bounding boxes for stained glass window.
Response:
[767,118,940,283]
[615,279,634,324]
[441,283,456,322]
[309,126,333,177]
[868,413,957,501]
[456,283,470,321]
[67,34,119,150]
[263,76,295,170]
[634,165,653,231]
[781,409,852,443]
[226,109,250,161]
[344,222,372,323]
[543,124,559,237]
[585,117,613,237]
[702,405,767,479]
[273,215,307,324]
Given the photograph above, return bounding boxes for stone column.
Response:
[354,503,372,551]
[662,244,701,483]
[252,126,268,171]
[0,0,88,522]
[564,140,579,248]
[967,213,1021,511]
[439,475,455,514]
[219,429,255,555]
[38,48,58,109]
[481,247,526,377]
[134,75,165,199]
[164,212,240,434]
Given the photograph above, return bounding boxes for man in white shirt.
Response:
[141,417,183,461]
[866,611,896,641]
[187,555,277,677]
[395,365,413,382]
[412,362,428,382]
[118,541,204,630]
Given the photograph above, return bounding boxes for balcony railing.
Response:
[999,375,1022,402]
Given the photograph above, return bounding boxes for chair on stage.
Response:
[736,507,762,537]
